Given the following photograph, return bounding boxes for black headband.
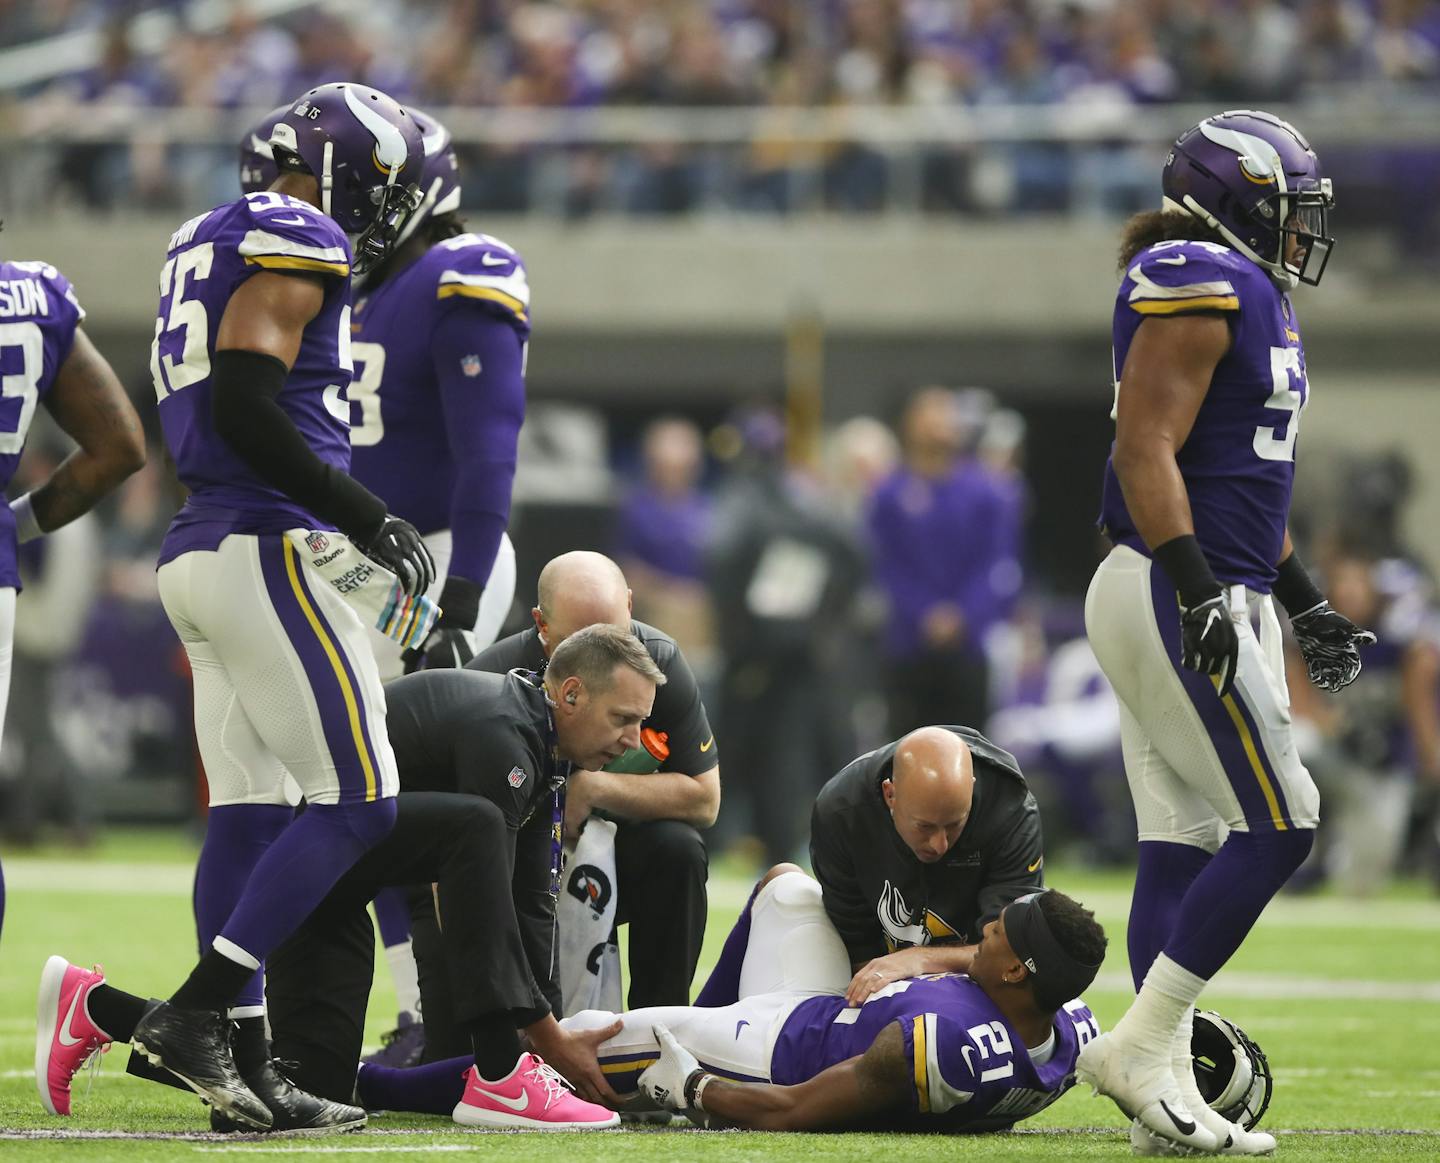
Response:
[1004,892,1102,1003]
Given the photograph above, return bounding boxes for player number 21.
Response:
[1253,346,1306,463]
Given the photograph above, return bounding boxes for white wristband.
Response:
[693,1072,715,1112]
[11,493,42,544]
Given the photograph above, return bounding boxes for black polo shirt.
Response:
[809,725,1045,963]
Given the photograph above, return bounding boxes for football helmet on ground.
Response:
[1191,1009,1273,1130]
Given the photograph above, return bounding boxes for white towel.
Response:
[284,529,439,649]
[557,816,624,1017]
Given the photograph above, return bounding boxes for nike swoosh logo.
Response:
[1027,857,1043,873]
[700,738,714,753]
[735,1020,749,1038]
[482,1087,530,1112]
[1159,1099,1197,1136]
[481,252,512,267]
[58,990,85,1048]
[1157,255,1187,266]
[269,214,309,226]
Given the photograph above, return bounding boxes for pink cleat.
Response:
[452,1054,620,1130]
[35,955,112,1116]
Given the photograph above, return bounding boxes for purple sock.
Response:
[1164,829,1314,980]
[694,881,760,1007]
[219,799,396,964]
[0,854,6,946]
[373,885,413,949]
[1127,840,1213,990]
[358,1056,470,1115]
[195,805,293,1009]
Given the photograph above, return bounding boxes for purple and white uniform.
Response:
[0,261,85,588]
[151,191,399,808]
[563,871,1098,1132]
[1086,239,1319,847]
[349,232,528,674]
[0,260,87,753]
[1099,239,1306,592]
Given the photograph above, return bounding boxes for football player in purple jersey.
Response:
[37,83,433,1134]
[239,106,523,680]
[240,108,527,1059]
[0,254,145,946]
[354,866,1106,1133]
[1078,110,1375,1155]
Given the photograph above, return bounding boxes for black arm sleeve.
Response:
[809,799,884,964]
[210,348,387,540]
[513,797,562,1017]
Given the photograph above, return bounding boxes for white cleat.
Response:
[1132,1118,1275,1156]
[1078,1033,1219,1154]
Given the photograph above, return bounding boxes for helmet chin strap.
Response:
[1176,192,1297,289]
[320,140,334,219]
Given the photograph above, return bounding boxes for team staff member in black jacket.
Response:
[469,550,718,1008]
[810,725,1044,1007]
[262,625,665,1126]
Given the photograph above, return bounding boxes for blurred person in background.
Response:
[866,386,1020,738]
[1288,552,1440,896]
[615,416,715,670]
[822,416,899,753]
[987,607,1132,869]
[705,405,864,867]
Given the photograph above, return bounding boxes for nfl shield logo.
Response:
[460,353,482,378]
[507,766,527,789]
[305,532,330,553]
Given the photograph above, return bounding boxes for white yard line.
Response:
[14,861,1440,933]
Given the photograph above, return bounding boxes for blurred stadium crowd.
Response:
[6,389,1440,901]
[8,0,1440,106]
[3,0,1440,226]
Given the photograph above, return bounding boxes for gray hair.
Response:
[548,623,666,693]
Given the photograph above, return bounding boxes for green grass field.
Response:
[2,829,1438,1160]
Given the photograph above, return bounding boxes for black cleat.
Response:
[211,1058,367,1135]
[130,1002,270,1130]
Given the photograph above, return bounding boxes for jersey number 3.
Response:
[1253,346,1306,463]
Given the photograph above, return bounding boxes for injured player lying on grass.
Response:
[358,865,1107,1132]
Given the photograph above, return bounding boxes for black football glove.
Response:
[402,628,474,674]
[1180,592,1240,699]
[401,574,483,674]
[355,515,435,598]
[1289,601,1377,693]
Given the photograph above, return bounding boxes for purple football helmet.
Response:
[238,104,289,193]
[1162,109,1334,288]
[268,82,426,274]
[393,109,463,250]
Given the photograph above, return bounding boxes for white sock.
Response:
[384,940,422,1018]
[1112,954,1207,1054]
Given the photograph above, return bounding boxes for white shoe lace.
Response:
[524,1057,574,1113]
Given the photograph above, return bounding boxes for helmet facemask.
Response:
[352,175,424,276]
[1277,180,1335,286]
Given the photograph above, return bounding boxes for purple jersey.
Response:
[0,260,86,588]
[771,974,1098,1131]
[349,232,529,584]
[152,192,353,565]
[1098,240,1308,592]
